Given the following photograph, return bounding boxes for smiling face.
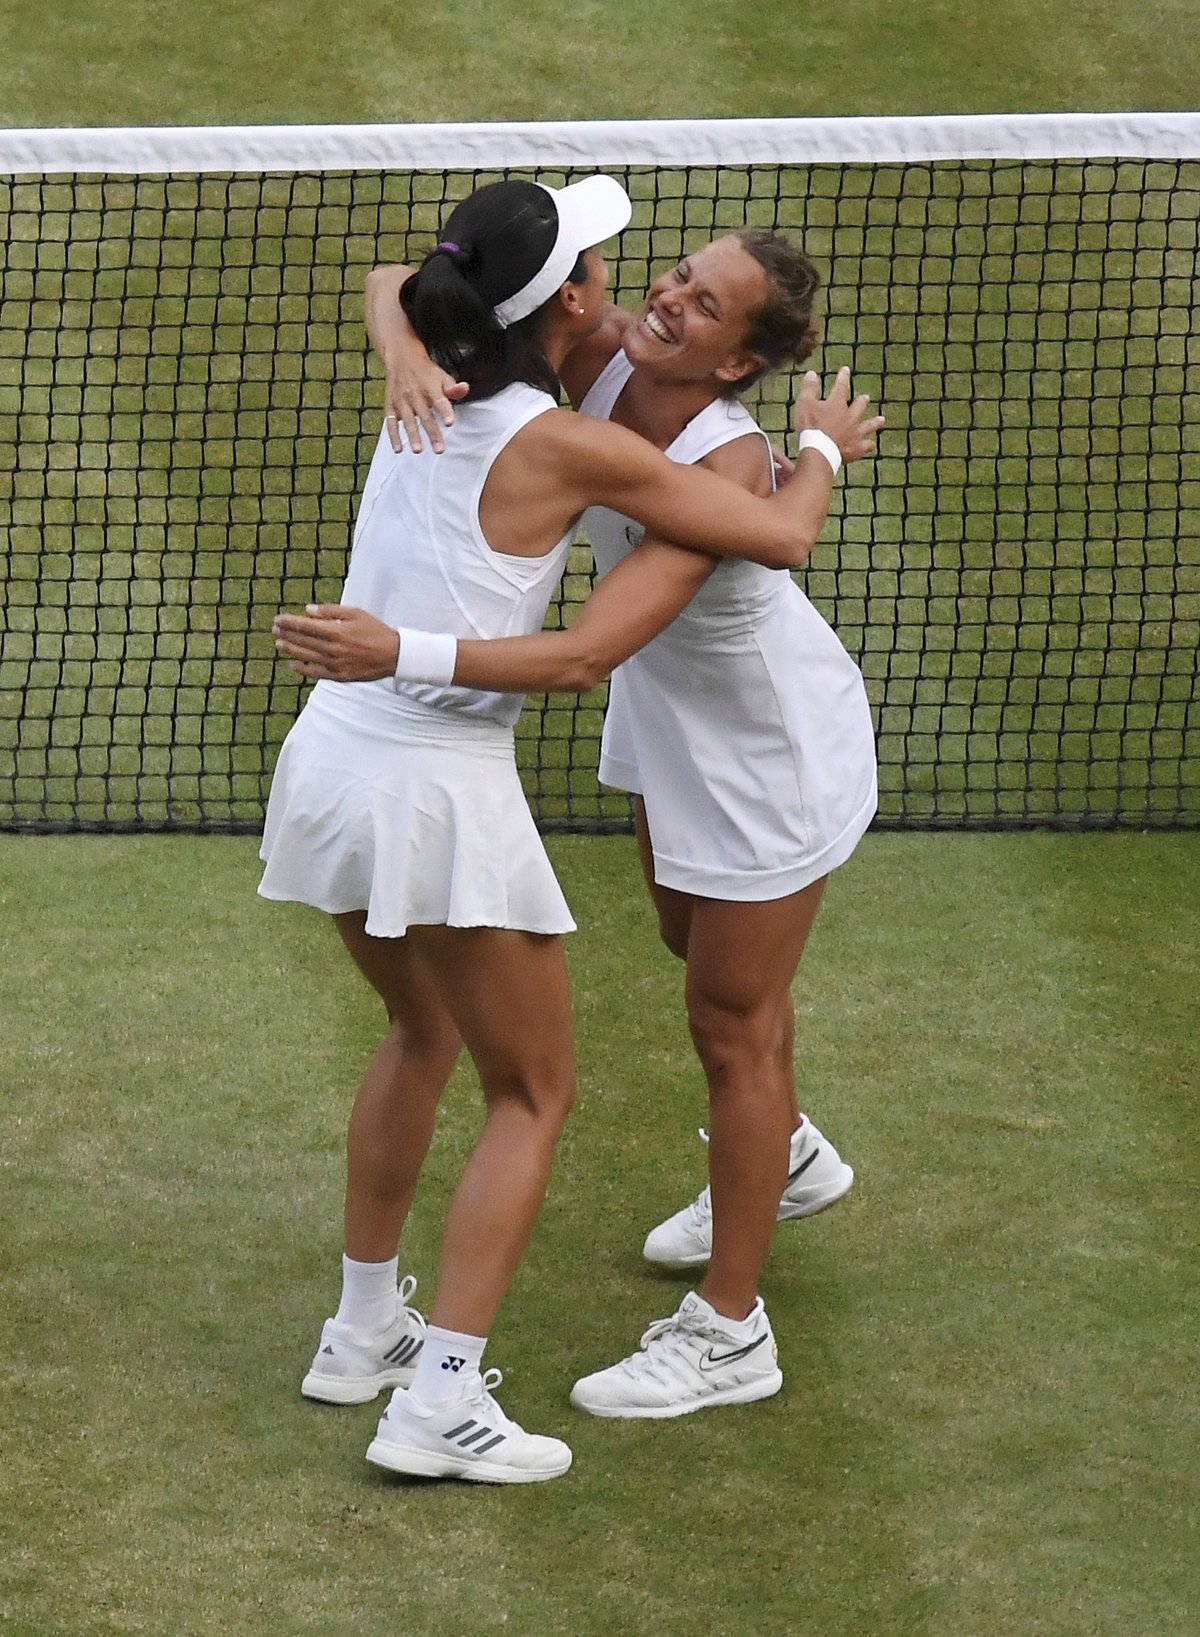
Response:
[622,236,772,388]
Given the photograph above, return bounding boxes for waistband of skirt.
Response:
[306,680,517,750]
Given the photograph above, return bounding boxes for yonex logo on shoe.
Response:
[442,1356,466,1373]
[321,1345,335,1355]
[698,1334,768,1372]
[443,1418,507,1456]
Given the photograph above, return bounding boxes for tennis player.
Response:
[263,179,880,1478]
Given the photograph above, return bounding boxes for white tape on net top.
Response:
[0,112,1198,175]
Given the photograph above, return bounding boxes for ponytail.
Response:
[399,184,582,402]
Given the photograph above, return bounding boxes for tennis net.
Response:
[2,115,1197,831]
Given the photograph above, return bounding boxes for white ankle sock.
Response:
[410,1323,487,1406]
[693,1292,763,1340]
[334,1254,399,1337]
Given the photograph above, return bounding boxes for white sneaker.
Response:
[570,1292,782,1419]
[301,1274,427,1405]
[366,1370,572,1484]
[642,1120,855,1269]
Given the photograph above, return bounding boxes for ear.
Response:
[556,276,588,318]
[715,351,766,387]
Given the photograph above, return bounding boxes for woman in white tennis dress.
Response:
[278,230,882,1424]
[266,187,877,1476]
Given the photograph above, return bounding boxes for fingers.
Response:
[387,373,467,456]
[797,369,820,406]
[397,406,423,454]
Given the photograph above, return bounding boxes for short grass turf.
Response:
[1,830,1197,1636]
[2,0,1199,125]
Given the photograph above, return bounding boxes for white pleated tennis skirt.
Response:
[258,686,575,939]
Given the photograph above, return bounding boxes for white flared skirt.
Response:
[258,687,575,939]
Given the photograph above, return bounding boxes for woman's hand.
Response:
[383,345,468,454]
[793,366,885,465]
[273,606,400,682]
[364,265,468,453]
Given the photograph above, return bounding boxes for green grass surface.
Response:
[2,1,1199,125]
[2,830,1197,1634]
[3,16,1199,1636]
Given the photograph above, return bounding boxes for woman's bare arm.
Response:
[536,368,880,571]
[363,264,468,452]
[273,538,718,690]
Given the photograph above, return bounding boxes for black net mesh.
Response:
[2,159,1198,832]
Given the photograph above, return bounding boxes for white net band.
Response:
[1,112,1198,176]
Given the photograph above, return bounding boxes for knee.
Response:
[685,988,782,1080]
[386,1013,461,1079]
[486,1065,577,1130]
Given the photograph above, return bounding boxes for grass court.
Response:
[2,5,1199,1633]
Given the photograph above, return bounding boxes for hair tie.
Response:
[430,239,471,270]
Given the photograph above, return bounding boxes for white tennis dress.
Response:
[581,351,877,900]
[259,383,577,938]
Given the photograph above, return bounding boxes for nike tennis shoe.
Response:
[570,1291,782,1419]
[301,1274,428,1405]
[367,1369,572,1483]
[642,1120,855,1269]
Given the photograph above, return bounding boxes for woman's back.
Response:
[322,383,573,728]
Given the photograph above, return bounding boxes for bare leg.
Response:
[633,797,692,960]
[638,793,804,1130]
[334,913,463,1263]
[407,924,576,1338]
[684,880,827,1321]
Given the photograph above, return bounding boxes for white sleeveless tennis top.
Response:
[315,381,572,733]
[258,381,578,938]
[580,349,878,900]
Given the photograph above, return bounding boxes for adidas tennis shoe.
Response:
[366,1369,572,1484]
[569,1292,782,1419]
[301,1274,427,1405]
[642,1120,855,1269]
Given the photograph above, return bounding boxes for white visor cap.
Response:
[492,175,633,328]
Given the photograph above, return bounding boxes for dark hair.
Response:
[399,181,587,401]
[725,230,821,396]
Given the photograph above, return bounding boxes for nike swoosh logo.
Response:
[699,1333,768,1371]
[787,1147,820,1185]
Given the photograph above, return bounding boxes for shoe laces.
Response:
[679,1128,714,1230]
[680,1185,713,1233]
[467,1367,513,1428]
[623,1311,709,1384]
[398,1272,419,1306]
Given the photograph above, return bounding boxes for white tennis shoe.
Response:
[301,1274,428,1405]
[367,1370,572,1483]
[642,1120,855,1269]
[570,1292,782,1419]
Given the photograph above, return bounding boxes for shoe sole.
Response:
[570,1367,783,1420]
[643,1165,856,1269]
[365,1435,572,1484]
[301,1365,417,1406]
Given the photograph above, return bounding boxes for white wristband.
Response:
[796,429,843,477]
[393,627,459,689]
